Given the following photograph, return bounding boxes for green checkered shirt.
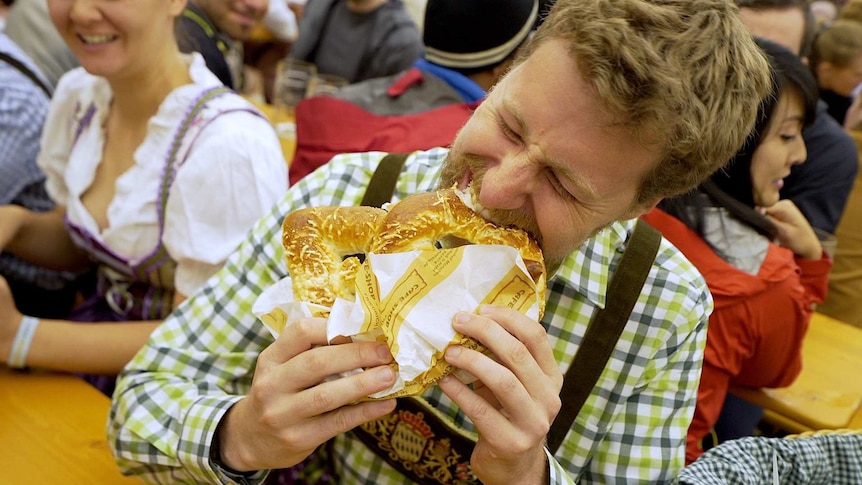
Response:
[109,148,712,484]
[673,434,862,483]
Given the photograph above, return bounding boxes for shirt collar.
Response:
[554,218,634,309]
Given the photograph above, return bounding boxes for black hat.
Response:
[423,0,539,70]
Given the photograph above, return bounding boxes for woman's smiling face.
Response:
[48,0,185,81]
[750,88,808,208]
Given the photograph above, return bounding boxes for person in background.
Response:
[716,0,858,448]
[738,0,859,235]
[0,0,12,29]
[0,0,287,393]
[107,0,772,483]
[289,0,422,83]
[0,32,82,319]
[673,431,862,484]
[286,0,539,184]
[643,38,831,463]
[808,19,862,125]
[177,0,270,89]
[831,0,862,130]
[333,0,537,115]
[810,0,839,26]
[815,0,862,331]
[4,0,80,89]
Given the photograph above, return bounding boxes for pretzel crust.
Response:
[282,205,386,308]
[282,189,546,312]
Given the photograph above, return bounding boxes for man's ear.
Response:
[622,197,661,221]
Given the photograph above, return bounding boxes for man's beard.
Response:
[437,150,569,271]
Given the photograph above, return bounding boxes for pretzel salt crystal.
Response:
[281,205,386,309]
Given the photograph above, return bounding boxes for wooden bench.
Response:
[731,312,862,434]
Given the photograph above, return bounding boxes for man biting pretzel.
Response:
[108,1,772,483]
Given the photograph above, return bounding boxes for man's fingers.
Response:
[476,306,561,383]
[453,309,562,397]
[259,317,330,366]
[264,338,394,392]
[278,398,397,450]
[253,364,397,429]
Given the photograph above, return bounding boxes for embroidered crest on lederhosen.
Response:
[353,396,480,484]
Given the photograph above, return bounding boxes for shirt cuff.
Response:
[178,394,268,484]
[545,447,577,485]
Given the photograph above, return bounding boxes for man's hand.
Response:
[216,317,397,472]
[439,305,563,485]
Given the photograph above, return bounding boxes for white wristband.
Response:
[8,315,39,369]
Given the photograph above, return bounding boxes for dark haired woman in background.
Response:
[642,38,832,463]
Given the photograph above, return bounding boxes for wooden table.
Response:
[732,312,862,433]
[0,366,144,484]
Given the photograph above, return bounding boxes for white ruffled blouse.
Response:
[37,53,288,296]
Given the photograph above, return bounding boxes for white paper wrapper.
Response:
[253,245,541,399]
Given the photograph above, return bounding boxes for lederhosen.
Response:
[266,154,661,484]
[63,86,263,393]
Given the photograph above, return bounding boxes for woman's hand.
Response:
[0,275,24,364]
[0,205,27,253]
[438,306,564,485]
[761,200,823,260]
[0,205,88,271]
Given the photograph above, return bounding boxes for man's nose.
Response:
[479,153,539,211]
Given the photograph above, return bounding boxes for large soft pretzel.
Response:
[281,189,546,398]
[282,205,386,308]
[282,188,546,313]
[371,188,546,315]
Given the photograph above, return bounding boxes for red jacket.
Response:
[642,209,832,463]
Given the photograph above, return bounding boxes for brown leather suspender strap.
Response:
[547,219,662,454]
[360,152,410,207]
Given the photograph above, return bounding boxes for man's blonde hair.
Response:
[526,0,772,205]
